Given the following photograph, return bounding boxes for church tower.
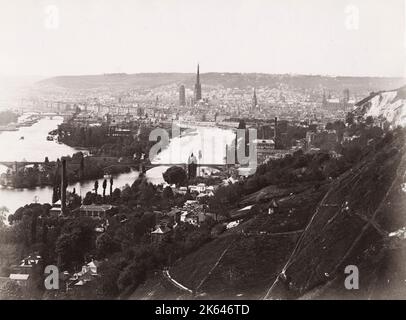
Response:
[194,64,202,101]
[252,88,258,109]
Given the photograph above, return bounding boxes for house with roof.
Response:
[79,204,116,219]
[166,208,182,224]
[66,260,102,291]
[179,199,208,226]
[81,260,101,276]
[151,225,172,244]
[196,183,207,193]
[268,199,279,215]
[177,186,188,195]
[8,253,42,285]
[197,211,217,224]
[180,211,198,225]
[9,273,30,288]
[50,200,63,217]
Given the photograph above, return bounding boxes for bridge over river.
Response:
[0,161,52,169]
[0,160,233,173]
[144,163,231,171]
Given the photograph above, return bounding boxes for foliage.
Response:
[162,166,187,186]
[55,217,97,270]
[0,206,8,227]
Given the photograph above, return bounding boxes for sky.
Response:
[0,0,405,77]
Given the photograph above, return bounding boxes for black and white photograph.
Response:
[0,0,405,307]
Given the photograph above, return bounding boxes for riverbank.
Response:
[0,118,236,219]
[0,155,137,189]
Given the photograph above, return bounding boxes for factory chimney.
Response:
[274,117,278,140]
[61,159,67,214]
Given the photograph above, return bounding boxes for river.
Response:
[0,117,235,218]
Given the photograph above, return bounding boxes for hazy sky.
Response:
[0,0,405,77]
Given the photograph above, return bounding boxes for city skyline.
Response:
[0,0,405,78]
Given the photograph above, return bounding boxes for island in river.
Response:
[0,114,158,189]
[0,153,134,189]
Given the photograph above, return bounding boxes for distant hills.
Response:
[36,73,406,92]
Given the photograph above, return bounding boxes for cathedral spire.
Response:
[252,88,258,109]
[194,63,202,101]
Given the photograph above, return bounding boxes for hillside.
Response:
[266,128,406,299]
[354,86,406,128]
[131,127,405,300]
[36,73,405,91]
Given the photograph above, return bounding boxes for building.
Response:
[180,211,198,225]
[194,64,202,101]
[179,85,186,106]
[6,253,43,292]
[166,208,182,224]
[50,199,62,217]
[252,88,258,109]
[180,200,202,225]
[151,225,172,243]
[268,199,279,215]
[9,274,30,288]
[79,204,116,219]
[65,260,101,292]
[306,131,316,150]
[82,260,100,275]
[252,139,276,164]
[343,88,350,104]
[107,126,132,137]
[178,186,188,195]
[322,90,354,112]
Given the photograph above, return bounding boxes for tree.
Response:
[112,188,121,201]
[96,233,118,258]
[44,156,49,164]
[55,233,75,270]
[366,116,374,125]
[0,206,8,227]
[237,119,246,129]
[121,186,132,202]
[139,182,156,206]
[209,193,227,221]
[0,280,24,299]
[56,218,97,270]
[162,186,174,200]
[80,155,85,180]
[117,261,146,293]
[31,211,38,243]
[346,112,355,126]
[96,262,120,298]
[102,179,107,198]
[94,180,99,195]
[162,166,187,186]
[52,185,60,204]
[83,191,94,205]
[110,177,114,196]
[67,192,81,209]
